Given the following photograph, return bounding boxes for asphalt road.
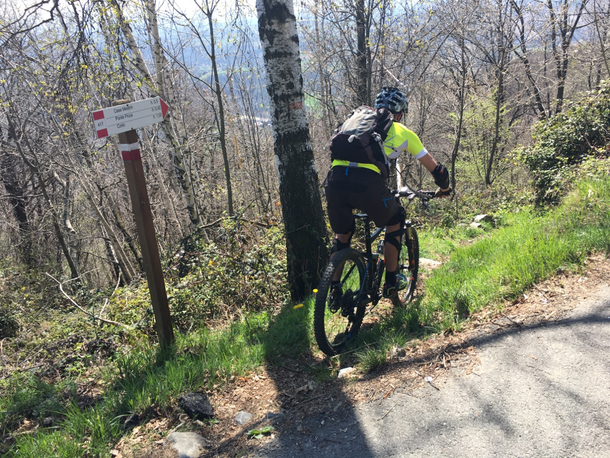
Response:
[250,284,610,457]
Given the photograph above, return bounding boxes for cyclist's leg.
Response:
[347,171,403,289]
[325,173,357,245]
[367,196,406,297]
[330,232,352,282]
[383,222,402,274]
[328,203,355,282]
[382,205,406,274]
[331,231,353,256]
[382,211,407,297]
[325,169,358,281]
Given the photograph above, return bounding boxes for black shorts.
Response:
[324,166,399,234]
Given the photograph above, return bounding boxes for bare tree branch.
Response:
[45,272,132,330]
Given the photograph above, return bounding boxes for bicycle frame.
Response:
[314,184,438,356]
[352,186,431,308]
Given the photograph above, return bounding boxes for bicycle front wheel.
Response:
[393,226,419,307]
[314,248,367,356]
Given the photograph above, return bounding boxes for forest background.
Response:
[2,0,607,309]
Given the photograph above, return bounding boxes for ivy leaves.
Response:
[517,83,610,205]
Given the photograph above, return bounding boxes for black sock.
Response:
[385,270,397,285]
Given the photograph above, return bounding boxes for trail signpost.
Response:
[93,97,169,139]
[93,98,174,348]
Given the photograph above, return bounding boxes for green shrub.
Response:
[516,81,610,205]
[0,264,67,339]
[106,219,289,333]
[0,307,19,338]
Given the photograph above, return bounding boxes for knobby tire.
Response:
[392,226,419,307]
[314,248,366,356]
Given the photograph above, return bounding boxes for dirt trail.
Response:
[240,257,610,457]
[117,256,610,457]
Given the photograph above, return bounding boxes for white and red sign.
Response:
[93,97,169,139]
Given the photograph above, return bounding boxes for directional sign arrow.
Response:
[92,97,169,139]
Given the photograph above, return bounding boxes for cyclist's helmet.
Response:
[374,87,408,114]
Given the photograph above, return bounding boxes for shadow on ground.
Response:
[206,299,375,457]
[219,286,610,457]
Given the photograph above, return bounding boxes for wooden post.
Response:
[115,100,174,348]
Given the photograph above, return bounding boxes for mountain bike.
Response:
[314,186,437,357]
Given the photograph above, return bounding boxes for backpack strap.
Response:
[363,133,389,180]
[366,108,394,179]
[375,108,394,139]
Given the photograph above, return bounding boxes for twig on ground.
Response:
[97,273,122,326]
[300,394,326,404]
[533,284,551,300]
[161,421,185,445]
[378,405,395,420]
[501,314,522,326]
[426,379,440,390]
[415,370,440,390]
[45,273,132,330]
[98,299,109,322]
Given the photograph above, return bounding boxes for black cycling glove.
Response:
[431,162,450,190]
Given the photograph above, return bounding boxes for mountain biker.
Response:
[324,86,452,299]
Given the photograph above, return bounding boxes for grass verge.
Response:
[352,171,609,369]
[1,302,313,457]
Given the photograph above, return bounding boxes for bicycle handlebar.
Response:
[393,185,440,210]
[394,186,436,201]
[354,186,438,221]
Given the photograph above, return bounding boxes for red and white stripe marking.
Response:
[92,110,108,139]
[120,142,142,161]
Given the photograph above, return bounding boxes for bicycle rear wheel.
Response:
[314,248,367,356]
[393,226,419,307]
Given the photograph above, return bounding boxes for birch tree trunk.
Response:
[108,0,201,228]
[256,0,329,300]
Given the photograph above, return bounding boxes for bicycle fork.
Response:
[369,239,386,306]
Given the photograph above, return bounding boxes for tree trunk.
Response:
[0,146,33,267]
[206,11,234,216]
[511,0,548,119]
[485,0,510,186]
[450,36,467,190]
[256,0,330,301]
[79,177,136,284]
[355,0,369,106]
[6,115,82,285]
[547,0,588,115]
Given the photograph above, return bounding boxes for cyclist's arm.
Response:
[418,153,451,192]
[418,153,438,173]
[390,123,451,193]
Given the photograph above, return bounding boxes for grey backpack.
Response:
[329,106,393,179]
